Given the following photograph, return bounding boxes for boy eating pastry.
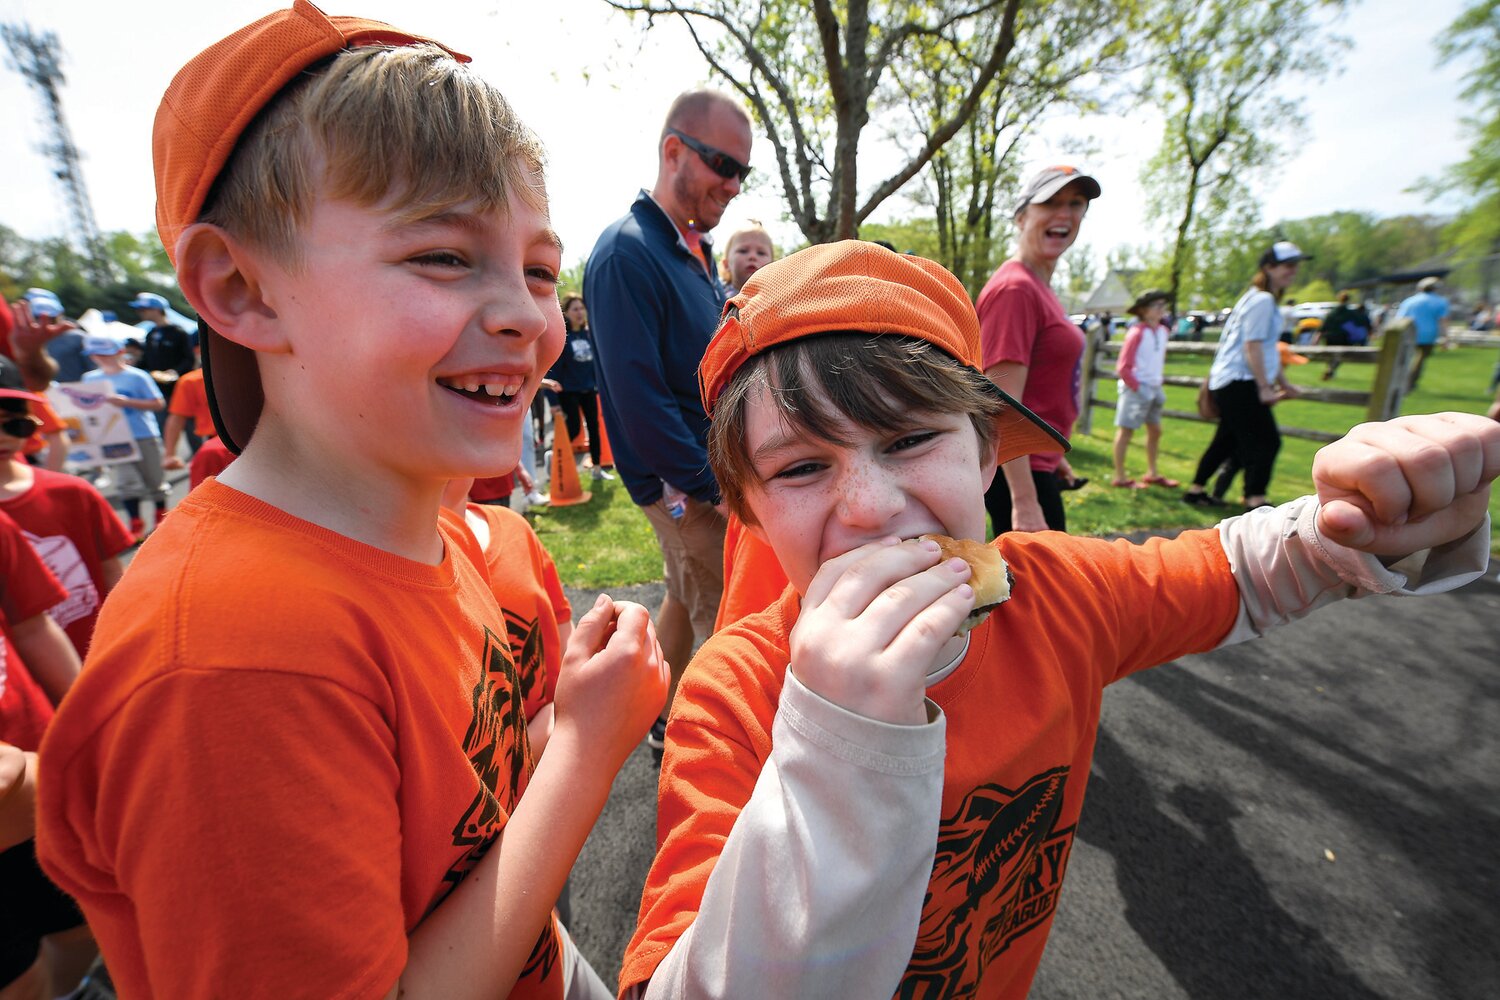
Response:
[620,240,1496,999]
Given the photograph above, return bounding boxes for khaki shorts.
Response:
[641,497,728,640]
[1115,383,1166,430]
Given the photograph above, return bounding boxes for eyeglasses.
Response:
[667,127,751,183]
[0,416,40,439]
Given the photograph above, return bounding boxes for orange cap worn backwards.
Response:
[152,0,469,453]
[698,240,1069,466]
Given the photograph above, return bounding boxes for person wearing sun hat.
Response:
[976,164,1102,535]
[620,237,1499,1000]
[1111,288,1179,489]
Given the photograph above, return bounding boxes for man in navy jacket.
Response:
[585,90,752,750]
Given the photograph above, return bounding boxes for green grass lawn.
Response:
[533,344,1500,589]
[1070,343,1500,551]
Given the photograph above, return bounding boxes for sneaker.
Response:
[1181,491,1226,508]
[525,490,550,506]
[592,466,615,481]
[128,516,146,542]
[646,717,667,751]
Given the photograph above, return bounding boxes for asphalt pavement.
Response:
[562,567,1500,999]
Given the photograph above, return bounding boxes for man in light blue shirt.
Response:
[1397,276,1450,390]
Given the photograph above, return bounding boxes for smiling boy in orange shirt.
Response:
[621,241,1497,999]
[36,6,665,998]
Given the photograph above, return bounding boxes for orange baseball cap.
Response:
[699,240,1069,465]
[152,0,469,452]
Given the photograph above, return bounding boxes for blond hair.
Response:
[719,222,776,284]
[201,44,547,266]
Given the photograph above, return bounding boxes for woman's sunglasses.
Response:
[1,415,40,439]
[667,127,751,183]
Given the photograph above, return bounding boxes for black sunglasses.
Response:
[667,127,751,183]
[1,415,39,439]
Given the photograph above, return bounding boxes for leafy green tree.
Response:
[893,0,1134,293]
[1423,0,1500,258]
[1138,0,1348,311]
[0,224,192,320]
[602,0,1033,244]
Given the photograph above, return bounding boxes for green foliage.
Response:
[1138,0,1350,309]
[1422,0,1500,256]
[0,224,191,320]
[1289,278,1336,303]
[858,218,943,261]
[890,0,1138,293]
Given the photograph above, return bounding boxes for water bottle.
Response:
[663,482,687,520]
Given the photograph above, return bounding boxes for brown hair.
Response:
[200,44,548,267]
[560,293,585,331]
[708,334,1001,523]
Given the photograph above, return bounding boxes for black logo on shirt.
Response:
[899,768,1075,998]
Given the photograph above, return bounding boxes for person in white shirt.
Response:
[1112,290,1178,488]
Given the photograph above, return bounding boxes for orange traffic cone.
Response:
[549,420,592,506]
[597,419,615,470]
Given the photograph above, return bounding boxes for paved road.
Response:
[562,567,1500,999]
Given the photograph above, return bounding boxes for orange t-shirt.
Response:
[466,502,571,721]
[37,479,564,1000]
[166,367,215,437]
[622,529,1240,1000]
[713,514,790,632]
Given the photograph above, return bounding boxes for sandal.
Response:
[1056,474,1090,491]
[1110,478,1148,489]
[1141,474,1180,487]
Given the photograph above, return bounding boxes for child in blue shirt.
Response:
[80,336,168,539]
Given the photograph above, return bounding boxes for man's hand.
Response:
[163,455,186,471]
[551,595,667,769]
[1313,412,1500,556]
[1257,383,1283,405]
[789,537,974,726]
[1011,498,1050,533]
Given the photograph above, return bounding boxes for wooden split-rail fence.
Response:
[1076,319,1419,444]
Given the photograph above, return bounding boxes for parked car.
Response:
[1291,301,1338,323]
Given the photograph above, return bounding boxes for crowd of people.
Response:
[0,6,1497,1000]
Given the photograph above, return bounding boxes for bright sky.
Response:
[0,0,1476,277]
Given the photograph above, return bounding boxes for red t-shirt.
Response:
[188,436,235,489]
[465,502,571,720]
[714,514,791,633]
[976,261,1084,473]
[0,509,68,752]
[166,368,215,438]
[38,480,564,999]
[623,529,1241,999]
[470,473,516,504]
[1,467,134,658]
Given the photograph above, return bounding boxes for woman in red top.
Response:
[975,166,1101,534]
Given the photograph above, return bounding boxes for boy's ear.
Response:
[174,223,289,354]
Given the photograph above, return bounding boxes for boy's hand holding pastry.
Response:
[1312,412,1500,556]
[552,595,668,769]
[789,537,974,726]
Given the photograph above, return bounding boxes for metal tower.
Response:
[3,22,114,285]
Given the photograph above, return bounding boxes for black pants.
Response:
[1192,380,1281,499]
[559,390,602,466]
[985,467,1066,536]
